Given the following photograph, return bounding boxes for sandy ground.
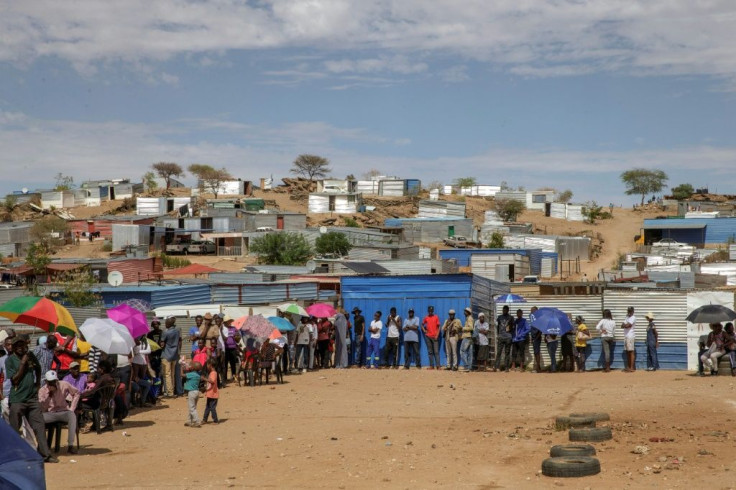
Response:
[46,369,736,489]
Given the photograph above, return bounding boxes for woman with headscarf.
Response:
[333,309,349,369]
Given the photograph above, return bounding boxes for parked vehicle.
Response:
[651,238,695,258]
[522,275,539,284]
[443,236,468,248]
[188,240,216,255]
[165,241,191,255]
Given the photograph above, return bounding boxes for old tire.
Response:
[570,412,610,422]
[569,427,612,442]
[542,457,601,478]
[550,444,597,458]
[555,416,596,431]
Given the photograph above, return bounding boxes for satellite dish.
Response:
[108,271,124,287]
[319,226,327,234]
[306,260,316,273]
[21,187,28,194]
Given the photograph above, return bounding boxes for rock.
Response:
[632,446,649,455]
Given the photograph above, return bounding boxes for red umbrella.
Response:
[107,304,150,339]
[239,314,276,338]
[306,303,337,318]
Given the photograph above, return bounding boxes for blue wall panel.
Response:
[582,339,687,371]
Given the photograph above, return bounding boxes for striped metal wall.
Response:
[211,282,320,305]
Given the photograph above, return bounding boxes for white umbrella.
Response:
[79,318,135,355]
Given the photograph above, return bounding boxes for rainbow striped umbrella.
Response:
[0,296,78,335]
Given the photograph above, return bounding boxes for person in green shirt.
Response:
[183,361,202,428]
[6,334,57,463]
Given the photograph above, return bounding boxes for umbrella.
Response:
[276,303,309,317]
[121,298,153,312]
[232,316,248,329]
[239,314,276,338]
[0,419,46,490]
[269,329,284,341]
[0,296,78,336]
[306,303,337,318]
[107,304,150,339]
[686,304,736,324]
[495,294,526,303]
[267,316,296,332]
[79,318,135,355]
[529,307,573,335]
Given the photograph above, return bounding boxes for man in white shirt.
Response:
[384,308,402,369]
[622,306,637,372]
[367,312,383,369]
[474,313,491,371]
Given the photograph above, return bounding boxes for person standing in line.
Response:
[159,316,181,398]
[474,313,491,371]
[574,316,590,372]
[147,318,164,379]
[545,333,559,373]
[459,307,475,372]
[333,309,349,369]
[422,306,441,370]
[511,309,530,372]
[295,317,312,373]
[595,309,615,372]
[307,316,318,371]
[723,323,736,377]
[441,310,462,371]
[622,306,637,372]
[366,312,383,369]
[561,314,576,372]
[529,306,542,373]
[201,359,219,424]
[316,317,333,369]
[403,309,421,369]
[384,308,402,369]
[351,307,365,368]
[494,305,514,372]
[645,312,660,371]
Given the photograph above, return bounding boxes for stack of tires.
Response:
[542,412,611,478]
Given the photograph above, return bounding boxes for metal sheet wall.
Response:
[112,224,148,251]
[348,247,392,261]
[108,257,159,283]
[209,273,265,283]
[566,205,584,221]
[378,180,406,196]
[308,195,330,213]
[211,282,319,304]
[603,290,688,343]
[356,181,379,195]
[137,197,164,216]
[550,202,567,219]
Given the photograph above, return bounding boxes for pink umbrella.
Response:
[240,314,276,338]
[107,303,150,339]
[306,303,337,318]
[232,315,248,329]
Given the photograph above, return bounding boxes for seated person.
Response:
[79,360,122,431]
[62,361,87,392]
[38,370,80,454]
[723,322,736,376]
[697,334,710,376]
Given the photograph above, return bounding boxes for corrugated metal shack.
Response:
[459,185,501,197]
[439,249,544,276]
[348,243,419,261]
[92,284,213,308]
[108,257,163,283]
[241,211,307,231]
[69,215,155,240]
[111,224,151,251]
[378,179,421,197]
[470,253,530,282]
[504,234,591,261]
[495,190,555,211]
[211,280,322,304]
[643,217,736,245]
[0,221,33,258]
[136,197,192,216]
[417,200,466,218]
[308,193,363,214]
[384,217,473,243]
[41,190,82,209]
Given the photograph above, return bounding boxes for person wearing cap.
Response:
[474,313,491,371]
[6,335,57,463]
[494,305,514,372]
[199,312,220,349]
[32,335,58,386]
[160,316,181,397]
[62,361,87,392]
[39,370,80,453]
[573,316,590,372]
[622,306,637,372]
[403,308,421,369]
[441,309,462,371]
[53,331,79,380]
[422,306,441,370]
[645,312,659,372]
[351,307,365,368]
[384,307,402,369]
[459,307,474,372]
[147,317,164,379]
[220,315,241,382]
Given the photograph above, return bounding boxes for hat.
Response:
[165,315,176,320]
[223,315,233,323]
[351,307,361,314]
[69,361,80,369]
[0,330,8,343]
[478,312,486,318]
[203,312,213,320]
[38,335,47,346]
[45,371,59,382]
[13,334,30,345]
[448,309,456,315]
[575,315,585,323]
[408,308,414,313]
[428,306,434,311]
[464,307,472,314]
[627,306,634,312]
[645,312,655,319]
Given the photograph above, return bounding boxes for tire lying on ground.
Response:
[542,457,601,478]
[554,415,597,431]
[550,444,597,458]
[569,412,610,422]
[569,426,613,442]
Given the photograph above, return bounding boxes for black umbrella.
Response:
[686,304,736,324]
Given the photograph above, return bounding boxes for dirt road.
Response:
[47,369,735,489]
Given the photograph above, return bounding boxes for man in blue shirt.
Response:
[511,309,530,371]
[160,316,181,398]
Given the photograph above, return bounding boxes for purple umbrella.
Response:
[107,303,150,339]
[240,314,277,339]
[306,303,337,318]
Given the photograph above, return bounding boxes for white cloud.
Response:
[2,1,736,83]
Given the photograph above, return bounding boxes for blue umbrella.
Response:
[0,419,46,490]
[267,316,296,332]
[495,294,526,303]
[529,307,573,335]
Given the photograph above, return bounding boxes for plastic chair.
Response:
[45,419,79,452]
[78,383,117,434]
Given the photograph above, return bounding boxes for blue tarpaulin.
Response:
[0,419,46,490]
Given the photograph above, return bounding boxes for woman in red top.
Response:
[202,359,219,424]
[317,318,333,369]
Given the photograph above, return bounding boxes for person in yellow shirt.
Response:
[76,337,92,373]
[574,316,590,372]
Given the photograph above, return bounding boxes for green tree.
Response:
[54,173,75,190]
[495,198,526,222]
[1,195,17,222]
[188,164,233,198]
[291,154,331,182]
[315,232,352,257]
[671,183,695,200]
[488,231,505,248]
[557,189,573,203]
[25,242,51,295]
[582,201,606,224]
[30,216,69,252]
[55,269,101,307]
[143,171,159,193]
[250,232,312,265]
[454,177,477,188]
[620,168,668,205]
[152,162,184,189]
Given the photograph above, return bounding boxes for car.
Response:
[255,226,275,232]
[522,275,539,284]
[651,238,689,249]
[443,236,468,248]
[188,240,216,255]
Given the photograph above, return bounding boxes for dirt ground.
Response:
[46,369,736,489]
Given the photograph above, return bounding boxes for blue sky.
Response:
[1,1,735,205]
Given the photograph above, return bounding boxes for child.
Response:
[202,358,219,424]
[183,361,202,428]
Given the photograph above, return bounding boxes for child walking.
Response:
[183,361,202,428]
[202,359,220,424]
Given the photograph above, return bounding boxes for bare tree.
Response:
[152,162,184,189]
[362,168,383,180]
[188,164,233,198]
[291,154,331,182]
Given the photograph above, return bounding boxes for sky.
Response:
[1,1,735,205]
